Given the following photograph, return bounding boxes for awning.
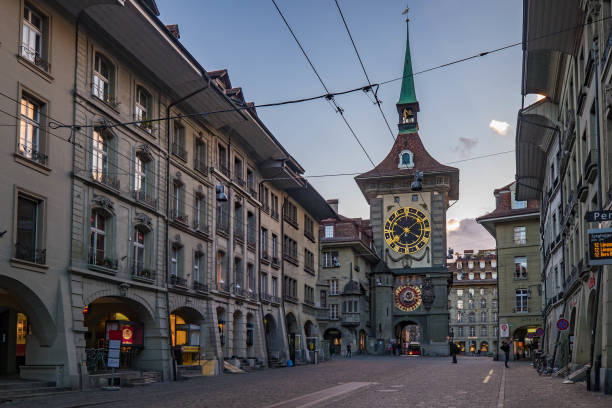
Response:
[515,98,559,200]
[522,0,583,101]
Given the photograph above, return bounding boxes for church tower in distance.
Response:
[355,11,459,356]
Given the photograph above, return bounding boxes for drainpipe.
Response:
[165,82,209,381]
[587,40,604,392]
[551,126,565,370]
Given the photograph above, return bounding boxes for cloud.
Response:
[452,137,479,158]
[446,218,495,257]
[489,120,511,136]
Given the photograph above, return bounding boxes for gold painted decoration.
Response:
[384,207,431,254]
[395,284,422,312]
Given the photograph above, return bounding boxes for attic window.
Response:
[398,150,414,169]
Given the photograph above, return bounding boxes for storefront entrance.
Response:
[0,308,28,376]
[324,328,342,355]
[285,313,299,362]
[395,321,420,355]
[512,326,539,360]
[170,307,203,366]
[359,330,366,353]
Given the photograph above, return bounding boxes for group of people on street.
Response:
[449,340,511,367]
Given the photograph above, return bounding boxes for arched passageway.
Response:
[170,307,203,366]
[323,328,342,356]
[285,313,298,362]
[394,321,420,355]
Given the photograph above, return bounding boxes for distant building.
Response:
[477,182,541,360]
[448,250,498,355]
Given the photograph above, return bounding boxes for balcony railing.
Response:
[233,284,245,297]
[131,263,155,281]
[216,209,229,234]
[193,221,210,234]
[584,150,597,183]
[513,306,529,313]
[304,230,315,242]
[92,173,120,190]
[316,307,329,320]
[260,292,272,302]
[171,210,188,225]
[14,243,46,265]
[234,222,244,241]
[247,290,258,301]
[18,143,48,165]
[270,209,279,220]
[88,247,118,270]
[217,281,230,293]
[233,176,246,187]
[194,158,207,174]
[283,214,298,228]
[171,143,187,160]
[193,281,208,292]
[272,256,280,268]
[341,312,360,326]
[247,228,256,248]
[170,275,187,287]
[270,295,281,304]
[219,163,230,178]
[132,189,157,208]
[249,187,257,198]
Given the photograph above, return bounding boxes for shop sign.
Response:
[182,346,199,353]
[588,228,612,265]
[121,325,134,345]
[107,330,121,368]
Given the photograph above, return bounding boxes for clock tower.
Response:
[355,12,459,356]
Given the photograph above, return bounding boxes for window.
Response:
[469,326,475,337]
[480,311,487,323]
[260,186,269,211]
[272,234,279,261]
[320,290,327,307]
[457,273,462,280]
[283,200,298,226]
[92,130,115,186]
[218,144,228,175]
[514,226,526,244]
[194,192,206,231]
[479,272,486,280]
[493,312,498,322]
[216,250,226,287]
[456,311,463,323]
[398,150,414,169]
[272,276,278,297]
[233,157,244,183]
[93,53,114,103]
[304,249,315,273]
[172,183,186,222]
[457,326,464,337]
[511,189,527,209]
[468,288,474,298]
[133,151,154,205]
[21,5,48,70]
[283,235,298,263]
[468,272,474,280]
[330,304,339,320]
[457,300,463,309]
[260,272,268,295]
[492,299,498,309]
[134,156,146,193]
[133,228,146,274]
[283,276,297,300]
[323,251,340,268]
[468,312,475,323]
[480,288,485,296]
[514,256,527,279]
[515,289,528,312]
[233,202,243,239]
[194,251,204,284]
[329,279,339,295]
[171,246,182,277]
[304,285,314,305]
[271,193,279,219]
[324,225,334,238]
[456,289,463,297]
[480,326,488,337]
[234,258,243,289]
[480,298,486,308]
[19,93,46,164]
[15,193,45,264]
[468,299,474,310]
[135,86,152,132]
[195,137,207,172]
[89,210,114,268]
[172,121,186,160]
[260,228,268,257]
[247,264,255,293]
[304,215,315,240]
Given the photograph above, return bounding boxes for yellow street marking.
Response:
[489,369,494,375]
[483,375,491,384]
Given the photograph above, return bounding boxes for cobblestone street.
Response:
[4,356,611,408]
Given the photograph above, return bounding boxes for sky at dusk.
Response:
[155,0,527,253]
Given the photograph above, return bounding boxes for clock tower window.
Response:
[398,150,414,169]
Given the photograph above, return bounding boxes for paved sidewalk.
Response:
[2,356,611,407]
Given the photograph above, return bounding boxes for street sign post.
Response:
[557,318,569,331]
[104,330,122,391]
[588,228,612,265]
[535,328,544,337]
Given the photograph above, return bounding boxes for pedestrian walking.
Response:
[450,342,457,364]
[346,343,352,358]
[501,341,510,368]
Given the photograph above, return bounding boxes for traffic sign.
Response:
[557,318,569,331]
[535,328,544,337]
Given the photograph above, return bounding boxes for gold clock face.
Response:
[384,207,431,254]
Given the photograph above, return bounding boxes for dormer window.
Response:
[398,150,414,169]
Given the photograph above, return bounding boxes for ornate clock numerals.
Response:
[384,206,431,255]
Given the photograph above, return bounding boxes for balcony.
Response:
[91,173,120,190]
[171,143,187,161]
[217,281,230,293]
[260,251,270,264]
[304,265,315,275]
[248,187,258,199]
[270,295,281,304]
[170,210,188,225]
[304,230,315,243]
[131,263,155,282]
[219,163,230,178]
[247,290,258,301]
[132,189,157,208]
[170,275,187,287]
[283,214,298,229]
[193,221,210,235]
[233,224,245,242]
[18,144,48,166]
[316,307,330,320]
[283,252,299,266]
[284,294,298,303]
[233,175,246,188]
[232,285,245,297]
[260,292,272,302]
[271,256,280,268]
[14,243,46,265]
[584,150,598,183]
[88,248,117,271]
[193,281,208,292]
[271,210,279,221]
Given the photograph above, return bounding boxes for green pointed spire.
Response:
[398,16,417,105]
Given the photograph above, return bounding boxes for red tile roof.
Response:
[476,182,539,222]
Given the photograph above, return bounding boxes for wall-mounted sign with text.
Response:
[588,228,612,265]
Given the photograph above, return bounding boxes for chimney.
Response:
[327,199,339,213]
[166,24,180,39]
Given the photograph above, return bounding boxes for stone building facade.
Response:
[514,0,612,393]
[317,200,379,356]
[477,183,542,360]
[447,250,499,355]
[0,0,335,389]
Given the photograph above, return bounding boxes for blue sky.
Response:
[156,0,523,249]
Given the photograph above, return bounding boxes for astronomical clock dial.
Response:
[384,207,431,254]
[395,284,422,312]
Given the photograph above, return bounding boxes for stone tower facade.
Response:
[355,14,459,356]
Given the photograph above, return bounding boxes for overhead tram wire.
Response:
[33,13,612,133]
[270,0,378,170]
[333,0,396,142]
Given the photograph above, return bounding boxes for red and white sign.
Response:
[500,323,510,338]
[589,274,596,289]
